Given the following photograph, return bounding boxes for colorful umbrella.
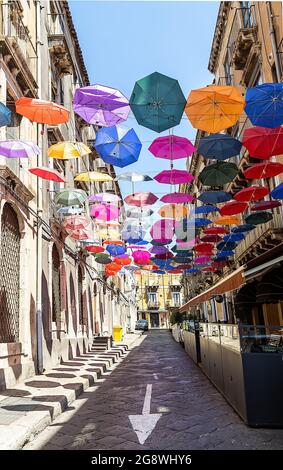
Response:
[85,245,105,254]
[186,85,245,133]
[132,250,151,264]
[150,219,175,240]
[199,161,238,186]
[73,84,130,126]
[116,172,152,183]
[75,171,113,182]
[57,206,85,216]
[90,204,120,221]
[201,234,222,243]
[244,83,283,128]
[148,135,196,160]
[95,125,142,168]
[68,228,93,240]
[198,191,232,204]
[149,246,169,255]
[242,126,283,159]
[250,200,281,211]
[245,212,273,225]
[0,140,40,158]
[198,133,242,160]
[55,189,87,206]
[214,215,241,225]
[95,220,120,227]
[95,228,120,238]
[64,215,91,231]
[160,192,193,204]
[29,166,65,182]
[88,193,121,203]
[270,182,283,200]
[185,268,200,273]
[16,97,69,125]
[95,253,113,264]
[223,233,245,242]
[126,208,153,218]
[217,241,237,251]
[219,201,248,216]
[103,239,124,245]
[204,227,229,235]
[158,204,189,219]
[106,244,126,256]
[193,218,212,227]
[154,169,194,185]
[243,162,283,179]
[194,256,212,264]
[48,141,91,159]
[234,185,269,202]
[154,252,174,260]
[194,243,214,254]
[231,224,255,233]
[129,71,186,133]
[124,192,158,206]
[0,102,11,126]
[215,251,235,259]
[114,256,132,266]
[195,205,219,214]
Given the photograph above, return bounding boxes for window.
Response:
[149,293,157,304]
[52,244,61,322]
[241,2,253,28]
[173,292,181,306]
[224,52,232,85]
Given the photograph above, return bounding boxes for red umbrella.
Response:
[124,192,158,206]
[154,169,194,184]
[251,200,281,211]
[219,201,248,216]
[242,126,283,159]
[154,252,174,260]
[29,166,65,182]
[167,269,183,274]
[234,185,269,202]
[194,243,214,254]
[243,162,283,179]
[203,227,229,235]
[201,234,222,243]
[174,264,192,270]
[211,260,227,268]
[201,267,218,272]
[85,245,105,254]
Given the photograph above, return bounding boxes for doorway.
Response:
[150,312,159,328]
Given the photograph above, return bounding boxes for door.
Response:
[150,312,159,328]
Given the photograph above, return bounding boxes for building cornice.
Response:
[208,2,231,74]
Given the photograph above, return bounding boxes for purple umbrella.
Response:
[149,246,169,255]
[89,193,121,203]
[160,192,194,203]
[0,140,40,158]
[154,169,194,184]
[73,84,130,126]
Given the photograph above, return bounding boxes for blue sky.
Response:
[70,0,219,203]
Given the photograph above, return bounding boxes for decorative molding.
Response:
[208,2,231,74]
[0,165,34,204]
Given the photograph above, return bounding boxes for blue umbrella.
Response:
[231,224,255,233]
[135,240,149,245]
[198,133,242,160]
[152,270,166,274]
[185,268,199,273]
[223,233,245,242]
[95,125,142,167]
[215,251,235,259]
[106,244,126,256]
[198,191,232,204]
[217,241,237,251]
[194,218,212,227]
[270,182,283,200]
[195,204,219,214]
[0,102,11,127]
[245,83,283,128]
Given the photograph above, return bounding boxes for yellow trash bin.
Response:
[113,325,123,342]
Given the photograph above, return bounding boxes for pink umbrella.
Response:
[124,192,158,207]
[64,215,91,231]
[154,169,194,184]
[160,192,194,204]
[149,135,196,160]
[90,204,120,221]
[68,228,93,240]
[176,239,199,249]
[195,256,212,264]
[89,193,121,203]
[132,250,151,264]
[150,219,175,241]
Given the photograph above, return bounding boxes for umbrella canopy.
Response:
[234,185,269,202]
[270,182,283,200]
[244,83,283,128]
[198,133,242,160]
[73,84,130,126]
[150,219,175,240]
[154,169,194,185]
[217,241,237,251]
[16,97,69,125]
[95,125,142,168]
[64,215,91,231]
[160,192,193,204]
[95,253,112,264]
[132,250,151,264]
[149,246,169,255]
[129,71,186,133]
[201,234,222,243]
[198,191,232,204]
[55,189,87,206]
[48,141,91,159]
[75,171,113,182]
[126,208,154,218]
[124,192,158,206]
[215,251,235,259]
[245,211,273,225]
[103,239,124,245]
[85,244,105,254]
[194,243,214,254]
[0,102,11,127]
[96,220,120,227]
[0,140,40,158]
[148,135,196,160]
[243,162,283,179]
[154,252,174,260]
[29,166,65,182]
[186,85,245,133]
[123,219,151,231]
[68,228,93,240]
[199,161,238,186]
[250,200,281,211]
[116,172,152,182]
[219,201,248,216]
[195,256,212,264]
[95,228,120,238]
[90,204,120,221]
[231,224,255,233]
[214,215,241,225]
[158,204,189,219]
[106,244,126,256]
[114,256,132,266]
[223,233,245,242]
[242,126,283,159]
[204,226,229,235]
[89,193,121,203]
[195,205,219,214]
[57,206,85,216]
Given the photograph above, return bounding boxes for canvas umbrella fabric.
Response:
[219,201,248,216]
[201,234,222,243]
[0,140,40,158]
[223,233,245,242]
[160,192,193,204]
[73,84,130,126]
[158,204,188,219]
[245,212,273,225]
[55,189,87,206]
[199,161,238,186]
[106,244,126,256]
[270,182,283,200]
[115,172,152,182]
[85,245,104,254]
[89,193,121,203]
[195,205,219,214]
[242,126,283,159]
[204,227,229,235]
[90,204,120,221]
[126,208,154,218]
[29,166,65,182]
[95,253,112,264]
[154,169,194,184]
[57,206,85,215]
[214,215,241,225]
[194,243,214,254]
[234,186,269,202]
[198,191,232,204]
[250,200,281,211]
[148,135,196,160]
[186,85,245,133]
[149,246,169,255]
[217,241,237,251]
[64,215,90,231]
[0,102,11,127]
[74,171,113,182]
[129,71,186,133]
[132,250,151,264]
[95,125,142,168]
[198,133,242,160]
[96,228,120,238]
[48,141,91,159]
[124,192,158,206]
[231,224,255,233]
[244,83,283,128]
[243,162,283,179]
[103,239,124,245]
[95,220,120,227]
[16,97,69,125]
[68,228,93,240]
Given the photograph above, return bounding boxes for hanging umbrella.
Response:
[0,102,11,127]
[245,212,273,225]
[103,239,124,245]
[106,244,126,256]
[89,193,121,203]
[114,256,132,266]
[231,224,255,233]
[85,245,105,254]
[243,162,283,179]
[0,140,40,158]
[251,200,281,211]
[242,126,283,159]
[223,233,245,243]
[270,182,283,200]
[73,84,130,126]
[148,135,196,160]
[123,219,151,231]
[95,253,112,264]
[90,204,120,221]
[80,238,100,246]
[198,133,242,160]
[195,256,212,264]
[129,71,186,133]
[155,252,174,260]
[158,204,189,219]
[152,270,166,275]
[95,228,120,238]
[95,125,142,168]
[186,85,245,133]
[75,171,113,182]
[193,218,212,227]
[55,189,87,206]
[132,250,151,264]
[68,228,93,240]
[219,201,248,216]
[48,141,91,159]
[124,234,146,244]
[150,239,169,246]
[126,208,153,218]
[64,215,91,231]
[29,166,65,182]
[149,246,169,255]
[124,192,158,206]
[16,97,69,125]
[194,243,214,254]
[204,226,229,235]
[198,191,232,204]
[150,219,175,240]
[215,251,235,259]
[160,192,193,204]
[244,83,283,128]
[154,169,194,185]
[195,205,219,214]
[96,220,120,227]
[174,219,195,241]
[234,185,269,202]
[57,206,85,216]
[199,161,238,186]
[217,241,237,251]
[185,268,200,273]
[201,234,222,243]
[214,215,241,225]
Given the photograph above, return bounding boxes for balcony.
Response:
[147,302,159,310]
[228,6,257,71]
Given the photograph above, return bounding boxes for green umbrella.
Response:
[150,240,169,246]
[245,211,273,225]
[199,161,238,186]
[95,253,112,264]
[55,189,87,206]
[129,72,186,133]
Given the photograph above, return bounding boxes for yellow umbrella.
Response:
[95,228,120,238]
[75,171,113,182]
[158,204,189,219]
[95,220,121,227]
[48,141,91,159]
[214,215,241,225]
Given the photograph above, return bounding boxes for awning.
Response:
[179,266,245,312]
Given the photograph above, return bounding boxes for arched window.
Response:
[78,265,83,325]
[52,244,61,322]
[0,204,20,343]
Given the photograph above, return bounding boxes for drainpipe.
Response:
[266,2,282,81]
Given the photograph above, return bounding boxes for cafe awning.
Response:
[179,266,245,312]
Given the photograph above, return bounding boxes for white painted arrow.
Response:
[129,384,162,445]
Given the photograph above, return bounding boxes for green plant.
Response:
[170,310,185,325]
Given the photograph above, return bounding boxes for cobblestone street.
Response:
[25,331,283,450]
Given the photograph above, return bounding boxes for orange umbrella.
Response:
[214,215,241,225]
[16,97,69,125]
[185,85,245,133]
[114,257,132,266]
[103,239,124,245]
[106,262,122,272]
[158,204,189,219]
